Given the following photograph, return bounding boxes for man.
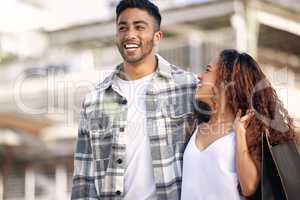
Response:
[71,0,197,199]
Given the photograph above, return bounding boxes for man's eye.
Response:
[119,27,126,31]
[136,26,145,30]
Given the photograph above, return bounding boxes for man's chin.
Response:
[123,55,143,64]
[126,58,143,64]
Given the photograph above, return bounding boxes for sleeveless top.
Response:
[181,129,245,200]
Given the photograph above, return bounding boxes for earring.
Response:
[210,87,218,114]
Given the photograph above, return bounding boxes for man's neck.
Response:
[122,54,157,80]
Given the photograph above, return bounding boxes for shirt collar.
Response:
[98,54,172,91]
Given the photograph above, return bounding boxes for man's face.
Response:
[116,8,162,64]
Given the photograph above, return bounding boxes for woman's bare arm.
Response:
[234,110,260,197]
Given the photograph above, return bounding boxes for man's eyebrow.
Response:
[117,20,149,26]
[117,21,128,26]
[133,20,148,25]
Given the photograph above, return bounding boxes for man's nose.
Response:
[125,27,138,40]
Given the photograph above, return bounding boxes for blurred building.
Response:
[0,0,299,199]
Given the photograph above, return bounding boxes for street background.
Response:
[0,0,299,199]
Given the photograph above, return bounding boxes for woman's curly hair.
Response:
[217,49,295,163]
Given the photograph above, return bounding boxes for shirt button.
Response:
[119,127,125,132]
[116,158,123,164]
[116,190,121,195]
[120,98,127,105]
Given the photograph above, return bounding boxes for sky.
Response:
[0,0,212,32]
[0,0,110,32]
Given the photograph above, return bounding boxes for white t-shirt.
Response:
[114,73,157,200]
[181,128,245,200]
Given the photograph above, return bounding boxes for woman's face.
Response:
[195,56,219,106]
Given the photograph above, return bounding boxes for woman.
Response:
[181,49,295,199]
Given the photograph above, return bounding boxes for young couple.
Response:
[71,0,295,200]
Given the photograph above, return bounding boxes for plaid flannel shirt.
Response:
[71,56,197,200]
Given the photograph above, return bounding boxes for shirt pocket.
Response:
[161,104,194,146]
[88,110,114,160]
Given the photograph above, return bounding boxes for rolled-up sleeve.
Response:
[71,103,99,200]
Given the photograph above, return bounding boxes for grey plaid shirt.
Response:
[72,56,197,200]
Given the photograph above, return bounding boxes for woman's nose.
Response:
[197,74,202,81]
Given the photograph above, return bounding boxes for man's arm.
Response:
[71,103,99,200]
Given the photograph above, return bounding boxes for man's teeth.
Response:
[125,44,139,49]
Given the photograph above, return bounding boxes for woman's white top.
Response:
[181,129,244,200]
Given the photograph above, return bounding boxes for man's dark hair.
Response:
[116,0,162,31]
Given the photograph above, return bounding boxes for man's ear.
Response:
[154,31,163,46]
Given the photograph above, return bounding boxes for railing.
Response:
[263,0,300,11]
[1,162,73,200]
